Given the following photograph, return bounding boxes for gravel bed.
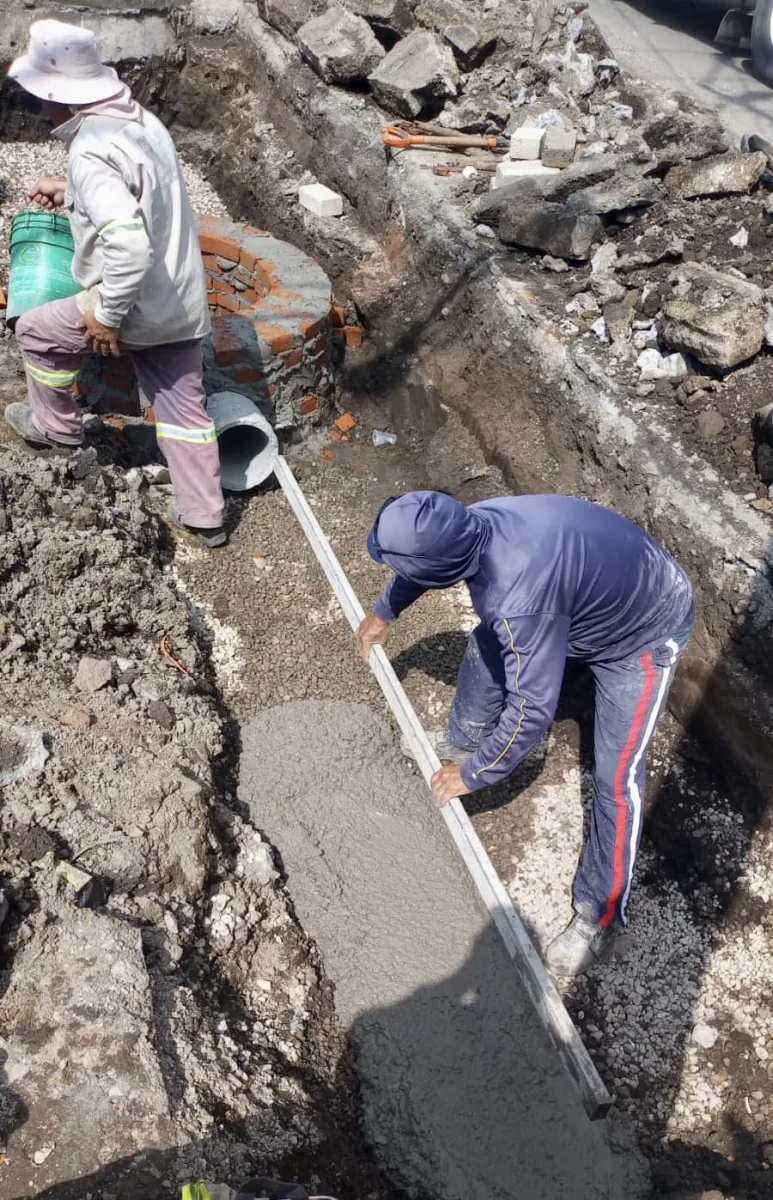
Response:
[0,139,228,283]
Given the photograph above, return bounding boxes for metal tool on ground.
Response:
[382,125,508,151]
[269,451,612,1120]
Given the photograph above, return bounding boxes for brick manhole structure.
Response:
[80,217,333,430]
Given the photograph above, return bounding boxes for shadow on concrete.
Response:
[8,924,648,1200]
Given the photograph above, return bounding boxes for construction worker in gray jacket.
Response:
[5,19,225,548]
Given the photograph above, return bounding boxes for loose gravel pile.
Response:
[0,139,228,282]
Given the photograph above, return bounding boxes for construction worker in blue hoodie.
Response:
[357,492,694,980]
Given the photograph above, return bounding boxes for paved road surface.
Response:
[591,0,773,144]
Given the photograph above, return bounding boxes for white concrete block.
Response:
[509,126,545,161]
[298,183,344,217]
[491,160,560,190]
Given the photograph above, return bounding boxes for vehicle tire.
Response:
[752,0,773,87]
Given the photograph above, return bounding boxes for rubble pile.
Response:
[232,0,773,504]
[0,447,380,1198]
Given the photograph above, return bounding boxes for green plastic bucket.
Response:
[6,211,80,323]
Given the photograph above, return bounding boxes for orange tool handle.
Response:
[382,125,498,150]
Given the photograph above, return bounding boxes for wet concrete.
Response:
[239,699,649,1200]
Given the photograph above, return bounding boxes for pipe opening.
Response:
[218,422,273,492]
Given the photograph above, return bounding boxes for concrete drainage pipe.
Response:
[206,390,279,492]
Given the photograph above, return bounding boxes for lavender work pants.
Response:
[14,296,224,528]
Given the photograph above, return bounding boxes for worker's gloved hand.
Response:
[79,311,120,357]
[357,613,391,662]
[431,764,471,807]
[28,177,67,210]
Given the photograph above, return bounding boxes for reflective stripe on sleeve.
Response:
[156,422,218,446]
[98,217,148,238]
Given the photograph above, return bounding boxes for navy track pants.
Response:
[448,606,694,926]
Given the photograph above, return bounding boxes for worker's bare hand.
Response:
[79,312,120,357]
[357,613,391,662]
[28,177,67,210]
[430,764,470,808]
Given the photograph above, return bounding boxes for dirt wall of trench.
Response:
[120,23,773,819]
[3,0,772,809]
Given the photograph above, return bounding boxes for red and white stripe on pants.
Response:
[575,637,682,928]
[13,295,223,529]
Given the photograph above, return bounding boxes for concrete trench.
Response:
[2,1,773,1197]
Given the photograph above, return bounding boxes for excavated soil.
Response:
[0,440,397,1199]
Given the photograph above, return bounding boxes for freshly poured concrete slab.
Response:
[240,699,649,1200]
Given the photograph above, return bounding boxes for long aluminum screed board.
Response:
[273,454,612,1120]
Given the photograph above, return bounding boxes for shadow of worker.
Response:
[347,922,649,1200]
[0,1047,28,1162]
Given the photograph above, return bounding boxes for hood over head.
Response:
[367,491,488,588]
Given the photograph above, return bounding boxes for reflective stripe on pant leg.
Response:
[156,422,218,445]
[14,296,90,441]
[22,358,80,389]
[131,342,224,529]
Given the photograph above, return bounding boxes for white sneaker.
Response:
[400,728,472,765]
[545,905,618,979]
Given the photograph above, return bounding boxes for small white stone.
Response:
[730,226,749,249]
[691,1023,718,1049]
[298,182,343,218]
[461,165,478,180]
[33,1145,55,1165]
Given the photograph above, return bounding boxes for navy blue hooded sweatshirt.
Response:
[369,492,693,792]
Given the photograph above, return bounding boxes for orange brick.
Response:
[330,304,345,328]
[300,394,319,416]
[215,347,244,367]
[213,277,235,294]
[256,260,278,291]
[300,317,325,341]
[311,332,328,357]
[217,293,241,313]
[344,325,363,349]
[240,247,260,273]
[283,348,303,368]
[199,232,241,260]
[243,289,263,305]
[106,396,142,417]
[232,367,265,384]
[202,254,218,271]
[334,412,356,434]
[103,370,136,393]
[254,321,293,354]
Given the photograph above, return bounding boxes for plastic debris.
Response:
[372,430,397,447]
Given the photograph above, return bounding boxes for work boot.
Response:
[169,501,227,549]
[545,904,618,980]
[400,727,472,766]
[4,402,83,449]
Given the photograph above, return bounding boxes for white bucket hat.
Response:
[7,19,122,106]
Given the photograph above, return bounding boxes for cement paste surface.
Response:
[239,699,649,1200]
